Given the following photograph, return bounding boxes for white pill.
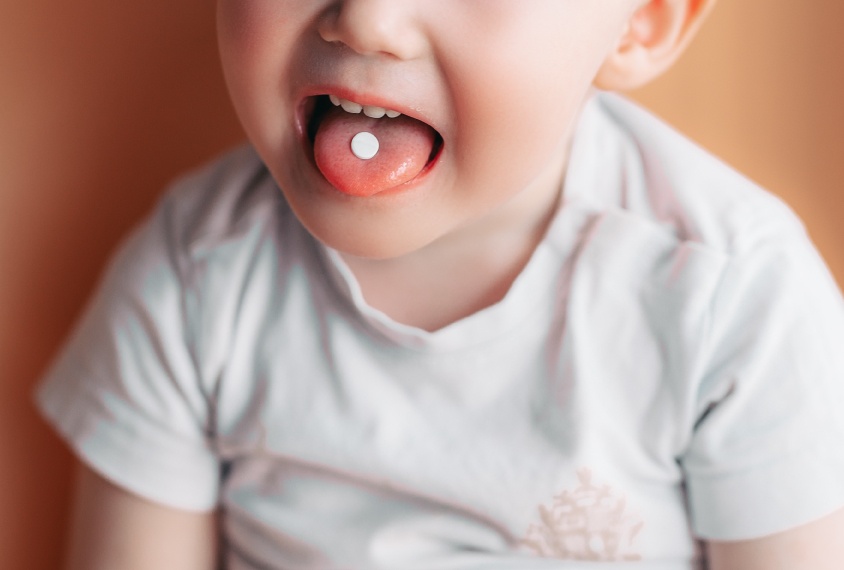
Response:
[351,132,379,160]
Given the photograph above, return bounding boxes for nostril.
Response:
[315,0,427,60]
[316,6,343,45]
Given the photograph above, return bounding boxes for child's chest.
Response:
[211,309,702,569]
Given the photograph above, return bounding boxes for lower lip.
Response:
[296,96,444,198]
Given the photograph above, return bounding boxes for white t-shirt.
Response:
[38,93,844,569]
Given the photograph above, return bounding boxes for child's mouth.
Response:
[304,95,443,197]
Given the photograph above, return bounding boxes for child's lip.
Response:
[294,86,440,141]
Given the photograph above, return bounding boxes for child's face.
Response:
[218,0,637,258]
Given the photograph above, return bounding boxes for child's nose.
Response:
[317,0,428,60]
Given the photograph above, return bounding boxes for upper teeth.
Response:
[329,95,401,119]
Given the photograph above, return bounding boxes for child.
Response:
[38,0,844,568]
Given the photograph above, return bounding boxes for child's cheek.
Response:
[217,0,267,98]
[441,54,577,187]
[216,0,259,51]
[217,0,297,142]
[217,0,301,76]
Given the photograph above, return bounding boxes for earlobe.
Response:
[594,0,717,92]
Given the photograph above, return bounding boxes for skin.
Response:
[217,0,639,329]
[63,0,844,567]
[65,463,217,570]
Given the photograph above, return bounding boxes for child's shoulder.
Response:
[576,92,806,260]
[95,144,309,340]
[154,143,287,259]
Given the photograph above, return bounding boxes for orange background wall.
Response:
[1,0,843,567]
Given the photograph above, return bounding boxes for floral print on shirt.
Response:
[521,468,644,562]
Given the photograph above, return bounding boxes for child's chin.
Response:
[299,209,443,260]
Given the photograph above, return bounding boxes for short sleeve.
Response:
[682,220,844,540]
[36,198,220,511]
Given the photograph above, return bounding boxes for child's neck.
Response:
[340,143,569,333]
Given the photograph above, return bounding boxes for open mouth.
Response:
[302,94,443,197]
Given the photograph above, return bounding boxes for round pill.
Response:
[350,131,379,160]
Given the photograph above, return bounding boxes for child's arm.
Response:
[706,506,844,570]
[64,462,218,570]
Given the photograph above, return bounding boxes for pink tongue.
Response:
[314,106,436,197]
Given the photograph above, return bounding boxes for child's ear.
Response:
[594,0,717,91]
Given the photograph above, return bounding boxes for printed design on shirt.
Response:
[520,468,644,562]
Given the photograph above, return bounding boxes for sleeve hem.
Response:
[687,442,844,540]
[36,373,220,512]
